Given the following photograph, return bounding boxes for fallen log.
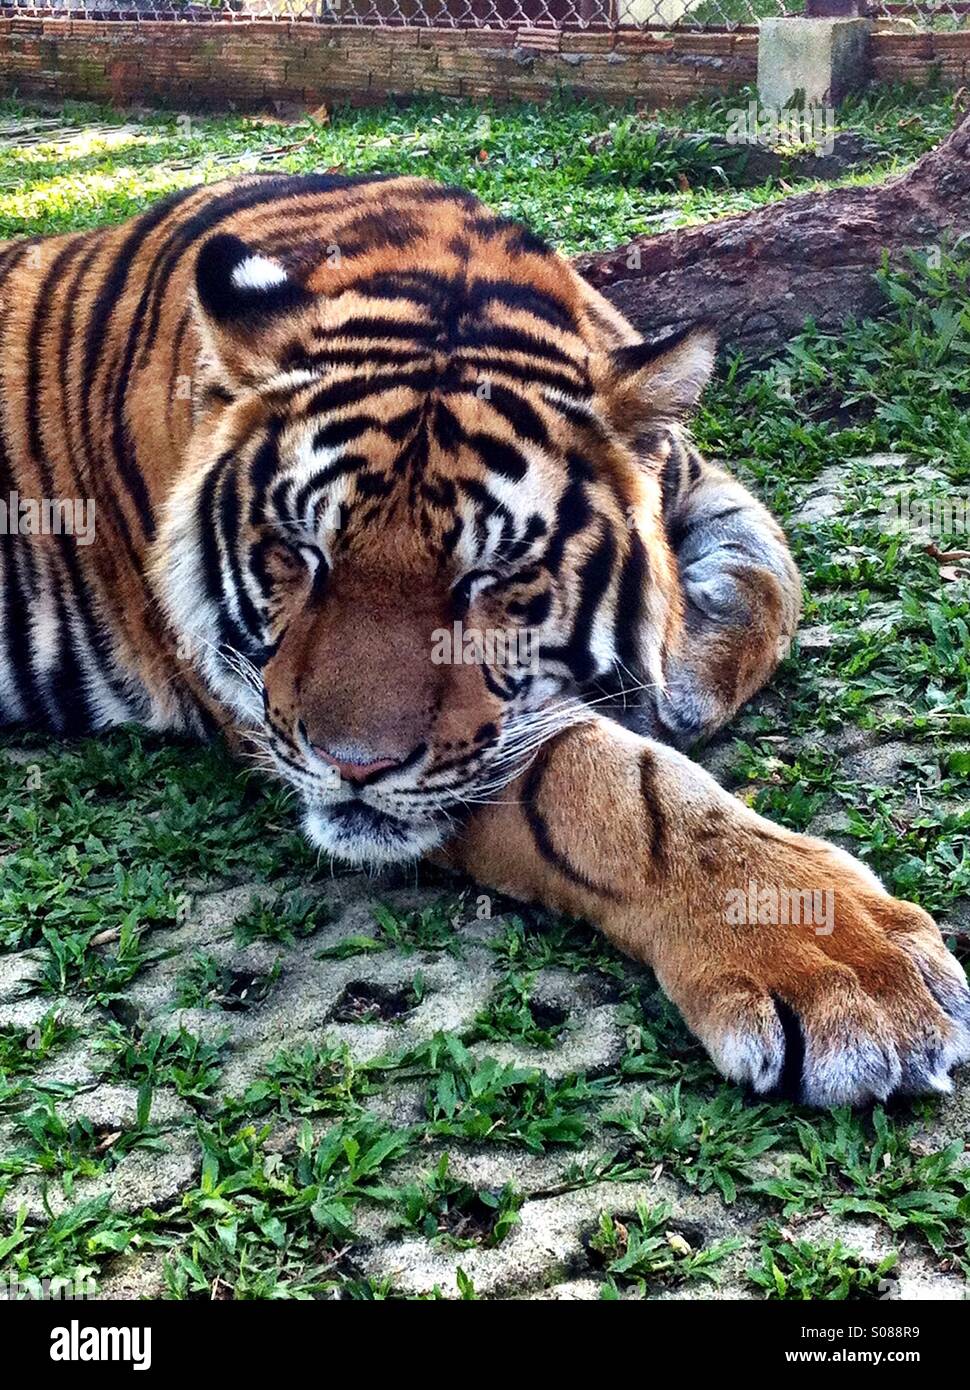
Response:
[572,110,970,356]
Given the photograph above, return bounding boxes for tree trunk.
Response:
[572,111,970,356]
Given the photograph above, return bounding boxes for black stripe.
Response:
[543,470,593,575]
[198,451,251,654]
[522,754,620,901]
[311,415,380,452]
[307,367,435,417]
[660,439,684,518]
[79,187,199,548]
[432,399,463,453]
[312,315,439,345]
[467,278,575,333]
[772,997,806,1102]
[50,570,94,735]
[0,239,40,288]
[166,307,195,427]
[59,531,134,722]
[458,323,581,369]
[26,239,89,491]
[456,477,514,548]
[296,346,430,372]
[290,455,368,519]
[542,526,617,683]
[248,421,283,527]
[345,268,457,311]
[467,433,529,483]
[481,665,516,701]
[458,354,587,398]
[58,241,101,491]
[355,471,394,500]
[509,590,552,627]
[0,536,45,726]
[615,531,649,678]
[638,749,669,871]
[506,513,547,564]
[218,465,264,641]
[472,381,548,448]
[328,207,423,258]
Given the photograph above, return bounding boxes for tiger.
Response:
[1,172,967,1108]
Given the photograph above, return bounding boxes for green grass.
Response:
[106,1025,229,1102]
[317,900,463,961]
[747,1225,899,1301]
[414,1033,615,1153]
[379,1153,522,1250]
[590,1200,740,1296]
[0,85,958,252]
[2,83,970,1299]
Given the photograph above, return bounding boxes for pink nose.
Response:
[313,745,401,785]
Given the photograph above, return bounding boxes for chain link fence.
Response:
[1,0,786,31]
[0,0,966,32]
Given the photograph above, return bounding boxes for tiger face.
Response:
[154,180,714,865]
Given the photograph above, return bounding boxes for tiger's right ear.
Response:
[193,233,313,382]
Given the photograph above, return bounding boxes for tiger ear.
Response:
[193,233,312,381]
[594,325,717,435]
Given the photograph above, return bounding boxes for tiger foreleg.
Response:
[442,717,970,1106]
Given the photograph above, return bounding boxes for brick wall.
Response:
[0,18,757,111]
[871,28,970,88]
[1,19,967,114]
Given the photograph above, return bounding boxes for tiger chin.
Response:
[1,173,968,1108]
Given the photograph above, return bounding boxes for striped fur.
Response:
[0,173,798,865]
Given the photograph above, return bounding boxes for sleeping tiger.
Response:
[1,172,967,1107]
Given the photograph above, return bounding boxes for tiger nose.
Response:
[312,743,403,786]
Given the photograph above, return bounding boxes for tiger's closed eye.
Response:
[262,539,323,590]
[451,570,500,616]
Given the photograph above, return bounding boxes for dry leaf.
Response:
[666,1231,693,1256]
[926,542,970,563]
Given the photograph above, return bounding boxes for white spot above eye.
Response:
[231,254,289,293]
[298,544,322,580]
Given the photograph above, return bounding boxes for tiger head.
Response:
[156,179,714,865]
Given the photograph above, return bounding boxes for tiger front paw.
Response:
[666,848,970,1107]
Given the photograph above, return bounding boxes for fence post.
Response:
[757,1,872,110]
